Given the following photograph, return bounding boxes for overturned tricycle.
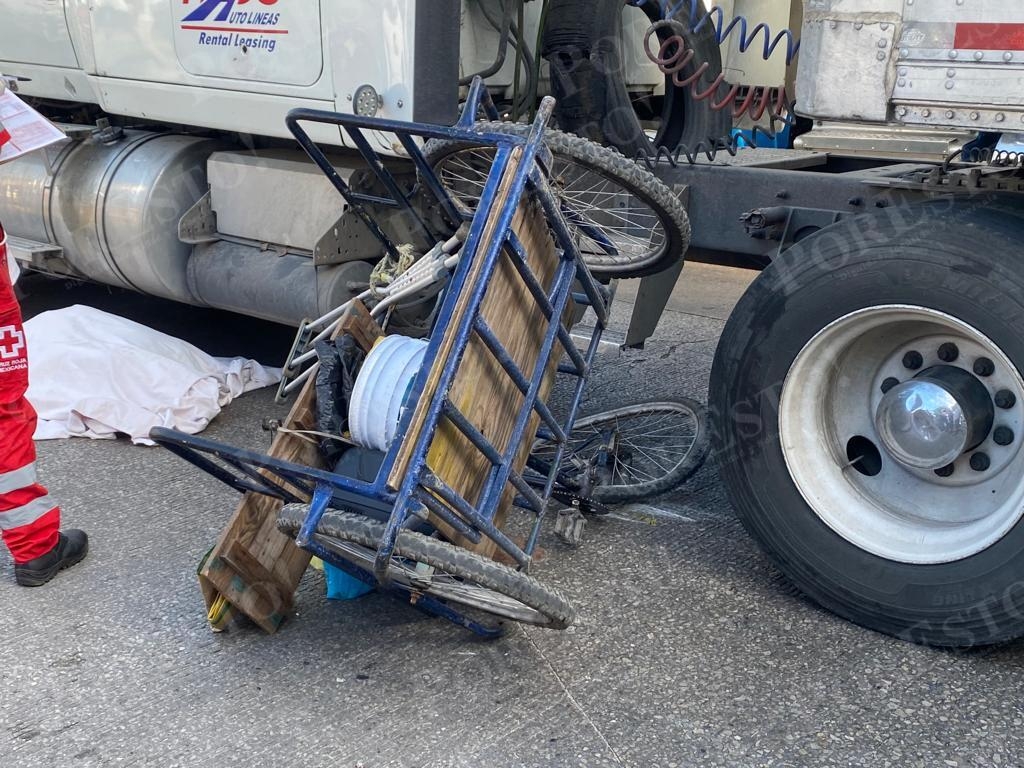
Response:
[152,81,707,636]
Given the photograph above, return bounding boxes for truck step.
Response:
[5,236,77,277]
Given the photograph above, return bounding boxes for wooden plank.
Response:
[426,198,568,558]
[390,146,525,488]
[197,394,318,632]
[339,299,382,353]
[387,145,569,560]
[197,301,383,633]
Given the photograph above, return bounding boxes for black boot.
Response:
[14,530,89,587]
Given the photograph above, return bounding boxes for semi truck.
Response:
[3,0,1024,648]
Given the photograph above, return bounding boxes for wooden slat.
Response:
[426,199,567,558]
[198,301,382,633]
[389,146,525,488]
[387,146,569,560]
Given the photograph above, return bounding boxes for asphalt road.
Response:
[2,264,1022,768]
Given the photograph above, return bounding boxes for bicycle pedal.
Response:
[555,508,586,546]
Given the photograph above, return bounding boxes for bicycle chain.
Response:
[550,489,612,516]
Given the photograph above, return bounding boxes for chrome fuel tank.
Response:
[0,130,219,302]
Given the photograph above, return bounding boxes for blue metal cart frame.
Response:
[152,81,612,635]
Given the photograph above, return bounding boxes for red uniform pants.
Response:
[0,225,60,563]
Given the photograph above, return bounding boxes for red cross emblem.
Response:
[0,325,25,360]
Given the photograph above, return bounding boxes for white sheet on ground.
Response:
[25,305,281,445]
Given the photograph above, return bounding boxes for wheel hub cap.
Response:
[875,379,968,469]
[875,365,993,470]
[779,306,1024,564]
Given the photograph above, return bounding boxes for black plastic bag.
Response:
[314,334,365,465]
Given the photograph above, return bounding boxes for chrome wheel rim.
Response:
[779,305,1024,564]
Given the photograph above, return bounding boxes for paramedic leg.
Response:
[0,230,88,585]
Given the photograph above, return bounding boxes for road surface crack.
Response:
[522,627,627,766]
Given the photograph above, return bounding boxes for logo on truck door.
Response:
[173,0,322,87]
[180,0,285,54]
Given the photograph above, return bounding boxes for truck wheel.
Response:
[710,199,1024,647]
[542,0,732,157]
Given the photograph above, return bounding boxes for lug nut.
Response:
[995,390,1018,409]
[881,377,900,394]
[994,426,1015,446]
[973,357,995,377]
[937,342,960,363]
[902,351,924,370]
[935,464,955,478]
[970,452,991,471]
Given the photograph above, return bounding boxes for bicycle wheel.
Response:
[422,122,691,279]
[277,506,575,629]
[533,399,709,504]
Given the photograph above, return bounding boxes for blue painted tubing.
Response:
[457,76,503,126]
[156,438,274,497]
[158,87,609,632]
[558,325,588,377]
[273,98,602,577]
[478,257,577,520]
[220,454,305,504]
[396,132,464,225]
[507,470,546,514]
[503,233,588,376]
[505,232,558,315]
[374,146,518,505]
[439,399,508,519]
[345,126,434,245]
[481,317,568,444]
[558,362,584,376]
[571,291,593,305]
[296,483,335,549]
[415,490,482,544]
[346,192,402,208]
[422,473,531,570]
[442,401,505,465]
[374,103,562,577]
[285,114,403,260]
[472,318,568,444]
[375,140,538,583]
[530,171,611,327]
[524,319,606,555]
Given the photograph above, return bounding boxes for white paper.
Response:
[0,90,66,164]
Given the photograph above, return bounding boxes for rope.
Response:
[271,426,355,446]
[369,243,417,297]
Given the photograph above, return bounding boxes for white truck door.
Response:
[88,0,324,89]
[171,0,324,86]
[0,0,80,68]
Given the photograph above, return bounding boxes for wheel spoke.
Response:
[534,404,706,493]
[428,129,681,274]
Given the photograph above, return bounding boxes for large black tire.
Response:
[542,0,732,157]
[423,121,690,278]
[278,506,575,629]
[710,199,1024,648]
